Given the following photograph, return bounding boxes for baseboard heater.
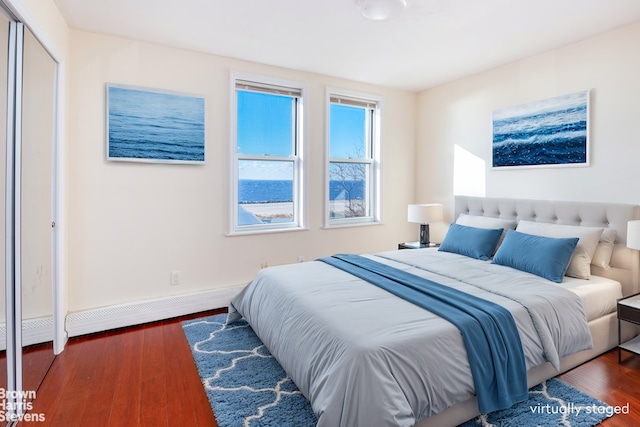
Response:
[65,285,245,338]
[0,317,54,351]
[0,285,245,350]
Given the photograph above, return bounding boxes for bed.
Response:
[228,196,640,426]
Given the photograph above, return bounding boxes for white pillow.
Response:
[515,220,603,280]
[591,228,616,269]
[456,213,517,251]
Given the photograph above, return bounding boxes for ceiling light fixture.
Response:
[356,0,407,21]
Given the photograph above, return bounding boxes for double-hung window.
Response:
[231,74,305,234]
[326,89,381,226]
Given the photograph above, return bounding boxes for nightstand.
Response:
[617,292,640,363]
[398,241,439,250]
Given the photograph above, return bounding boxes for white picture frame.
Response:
[106,84,205,163]
[492,90,589,169]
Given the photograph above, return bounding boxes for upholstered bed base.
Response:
[415,196,640,427]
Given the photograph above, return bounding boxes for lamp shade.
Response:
[627,220,640,250]
[408,204,443,224]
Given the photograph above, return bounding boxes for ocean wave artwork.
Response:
[107,84,205,163]
[492,90,589,168]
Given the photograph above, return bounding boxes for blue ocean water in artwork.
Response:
[492,91,588,167]
[239,180,364,203]
[108,86,205,161]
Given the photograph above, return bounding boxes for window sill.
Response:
[226,226,309,237]
[322,220,384,230]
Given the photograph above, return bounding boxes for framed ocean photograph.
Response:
[106,84,205,163]
[492,90,590,168]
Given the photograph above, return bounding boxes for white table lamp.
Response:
[408,204,443,246]
[627,220,640,250]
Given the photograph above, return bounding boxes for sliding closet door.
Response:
[0,10,9,396]
[19,24,56,392]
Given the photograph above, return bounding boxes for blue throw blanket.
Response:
[318,254,528,414]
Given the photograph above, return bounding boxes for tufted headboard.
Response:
[454,196,640,296]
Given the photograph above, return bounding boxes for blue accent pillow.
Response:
[492,229,579,283]
[438,223,504,260]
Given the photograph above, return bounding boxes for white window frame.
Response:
[325,87,382,228]
[229,72,306,235]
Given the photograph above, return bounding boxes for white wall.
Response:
[65,31,417,312]
[417,21,640,230]
[28,0,640,319]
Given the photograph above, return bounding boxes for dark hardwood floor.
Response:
[15,310,640,426]
[19,310,224,427]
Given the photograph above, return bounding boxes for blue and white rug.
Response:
[183,313,615,427]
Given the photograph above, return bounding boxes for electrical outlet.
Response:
[171,270,181,285]
[261,262,268,269]
[298,256,305,263]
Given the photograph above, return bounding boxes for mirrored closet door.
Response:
[19,22,56,395]
[0,3,58,422]
[0,9,10,400]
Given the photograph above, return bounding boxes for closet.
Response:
[0,3,58,423]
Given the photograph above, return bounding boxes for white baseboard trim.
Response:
[0,317,55,351]
[65,285,246,338]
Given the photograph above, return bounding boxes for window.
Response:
[326,89,381,226]
[230,75,305,234]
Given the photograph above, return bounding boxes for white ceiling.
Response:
[53,0,640,91]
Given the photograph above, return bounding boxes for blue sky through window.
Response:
[237,91,293,156]
[330,104,367,159]
[237,90,294,180]
[237,91,366,180]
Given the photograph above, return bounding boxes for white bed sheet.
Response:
[561,275,622,321]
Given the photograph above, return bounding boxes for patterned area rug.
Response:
[183,313,615,427]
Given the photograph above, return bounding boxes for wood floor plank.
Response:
[167,317,218,426]
[18,309,640,426]
[107,328,144,426]
[163,325,189,423]
[63,336,107,424]
[87,334,122,425]
[139,324,169,427]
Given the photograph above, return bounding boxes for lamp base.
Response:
[419,223,430,246]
